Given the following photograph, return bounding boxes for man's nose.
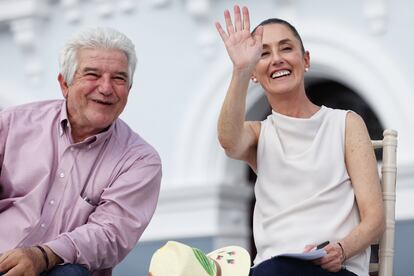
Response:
[97,75,113,95]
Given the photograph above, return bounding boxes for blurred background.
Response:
[0,0,412,275]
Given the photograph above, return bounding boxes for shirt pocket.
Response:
[63,195,97,232]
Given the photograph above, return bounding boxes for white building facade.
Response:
[0,0,412,275]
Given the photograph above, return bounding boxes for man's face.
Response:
[59,48,130,139]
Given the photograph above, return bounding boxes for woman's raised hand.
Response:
[215,5,263,73]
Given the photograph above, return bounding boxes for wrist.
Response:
[43,245,63,269]
[337,241,347,263]
[232,67,254,79]
[34,245,50,271]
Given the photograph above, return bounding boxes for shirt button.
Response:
[70,147,74,152]
[59,172,65,178]
[40,223,45,228]
[50,200,55,205]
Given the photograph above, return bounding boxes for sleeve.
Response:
[0,111,10,197]
[0,113,4,196]
[44,154,162,271]
[0,111,8,169]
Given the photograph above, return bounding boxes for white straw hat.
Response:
[149,241,251,276]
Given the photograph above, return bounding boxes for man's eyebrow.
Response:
[81,67,128,78]
[114,71,129,78]
[81,67,99,73]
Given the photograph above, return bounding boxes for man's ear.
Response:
[58,74,69,99]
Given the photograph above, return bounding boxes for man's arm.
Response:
[43,158,161,271]
[0,158,161,274]
[0,111,8,198]
[0,246,61,276]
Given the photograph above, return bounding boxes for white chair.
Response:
[369,129,398,276]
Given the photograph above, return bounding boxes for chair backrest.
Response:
[369,129,398,276]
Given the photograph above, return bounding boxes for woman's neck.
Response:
[267,90,320,118]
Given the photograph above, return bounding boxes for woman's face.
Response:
[253,23,310,96]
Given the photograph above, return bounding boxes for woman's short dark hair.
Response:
[252,18,305,54]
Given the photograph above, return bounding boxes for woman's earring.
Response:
[251,77,258,83]
[305,67,309,72]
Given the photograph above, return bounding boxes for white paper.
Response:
[276,248,326,260]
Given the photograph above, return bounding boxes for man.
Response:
[0,27,162,276]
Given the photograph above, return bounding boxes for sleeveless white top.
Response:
[253,106,369,276]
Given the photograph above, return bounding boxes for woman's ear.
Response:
[304,50,311,71]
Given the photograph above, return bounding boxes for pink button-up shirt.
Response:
[0,100,161,275]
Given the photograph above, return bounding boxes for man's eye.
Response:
[113,77,127,85]
[281,47,292,51]
[85,73,99,78]
[261,52,270,57]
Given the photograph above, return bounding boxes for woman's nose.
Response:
[271,51,283,65]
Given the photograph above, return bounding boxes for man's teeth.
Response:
[271,70,290,79]
[93,100,111,105]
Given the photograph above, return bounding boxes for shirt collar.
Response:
[58,100,115,148]
[59,101,69,137]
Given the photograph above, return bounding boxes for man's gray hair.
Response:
[59,27,137,85]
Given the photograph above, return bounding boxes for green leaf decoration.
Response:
[192,248,217,276]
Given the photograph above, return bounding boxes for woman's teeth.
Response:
[271,70,290,79]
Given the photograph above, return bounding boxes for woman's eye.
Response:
[281,47,292,51]
[261,52,270,57]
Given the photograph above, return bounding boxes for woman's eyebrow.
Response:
[262,38,293,47]
[279,38,293,45]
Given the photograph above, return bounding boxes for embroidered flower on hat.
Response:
[215,250,237,265]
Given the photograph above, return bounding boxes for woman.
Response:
[215,5,384,276]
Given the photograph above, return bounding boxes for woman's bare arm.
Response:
[215,6,263,169]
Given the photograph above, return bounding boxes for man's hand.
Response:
[0,247,46,276]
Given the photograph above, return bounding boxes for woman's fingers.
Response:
[217,6,254,40]
[223,6,250,35]
[316,244,342,272]
[302,244,316,253]
[242,6,250,31]
[234,5,242,31]
[215,22,228,41]
[320,257,341,272]
[224,9,235,35]
[253,25,263,45]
